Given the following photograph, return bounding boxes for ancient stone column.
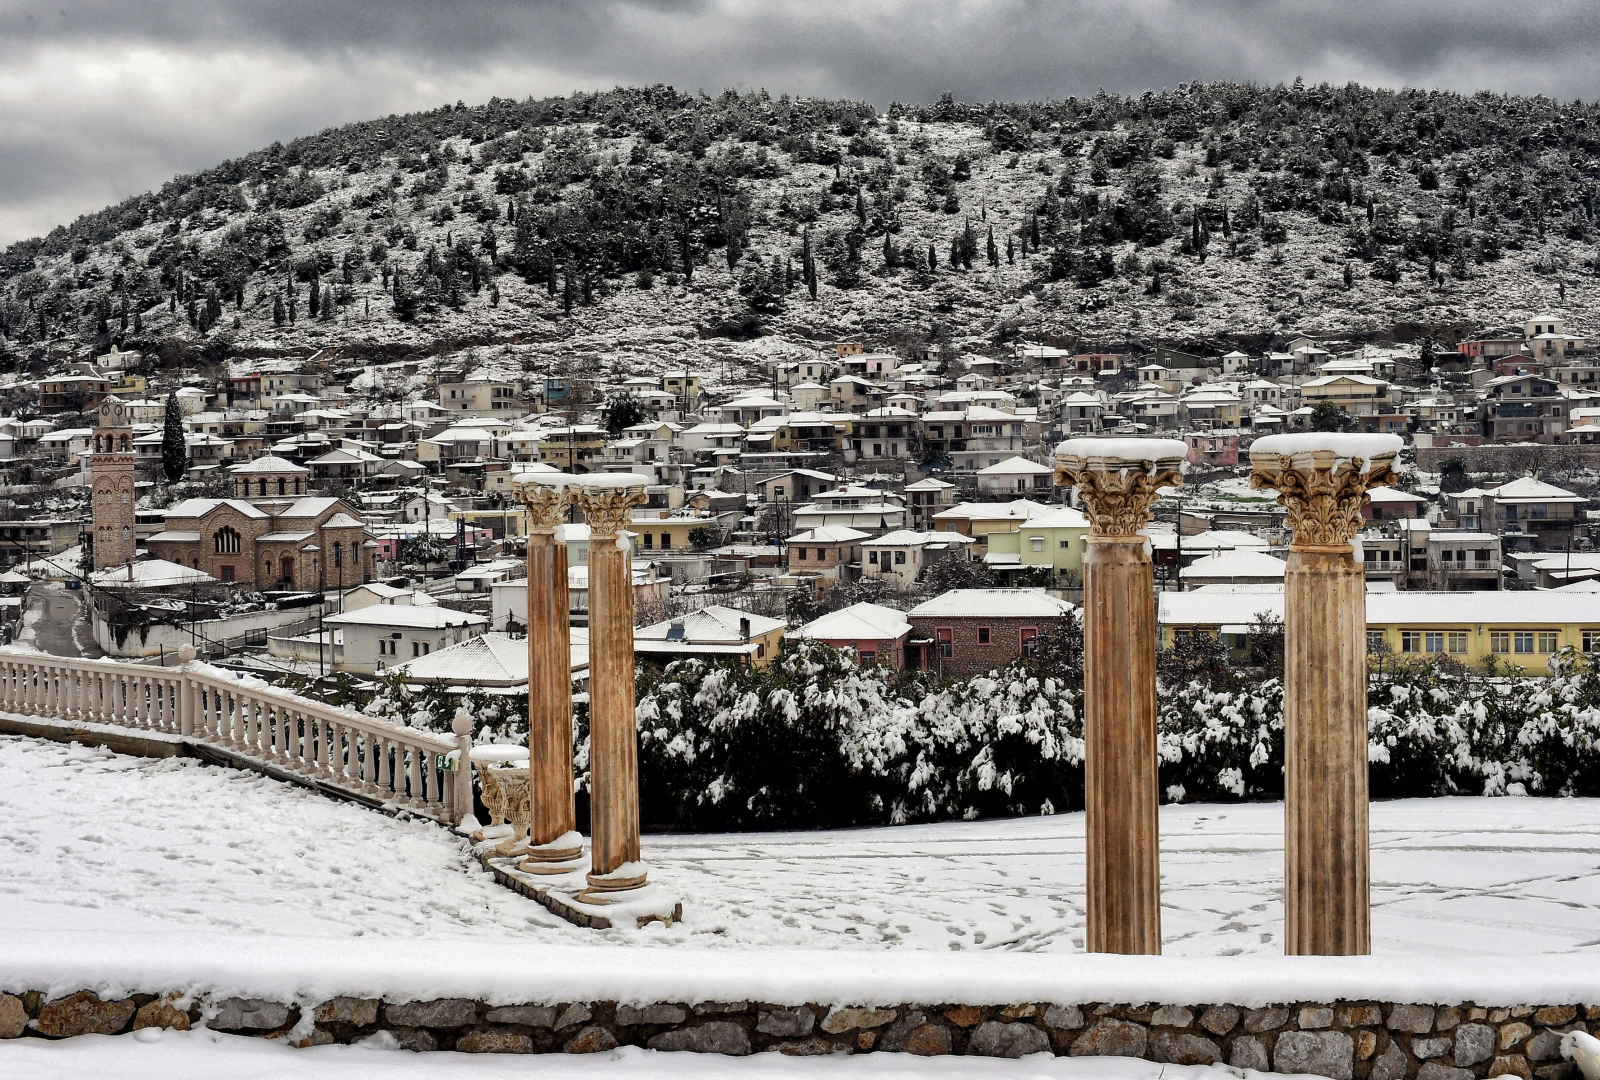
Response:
[569,476,651,894]
[517,477,583,870]
[1055,438,1187,955]
[1249,433,1401,956]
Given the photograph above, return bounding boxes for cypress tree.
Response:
[986,225,998,267]
[308,276,320,318]
[927,244,937,271]
[321,285,334,318]
[1006,234,1015,264]
[161,393,186,485]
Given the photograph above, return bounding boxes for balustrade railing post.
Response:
[452,712,474,826]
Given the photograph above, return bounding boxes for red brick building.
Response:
[905,588,1076,676]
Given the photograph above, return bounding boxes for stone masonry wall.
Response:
[2,989,1595,1075]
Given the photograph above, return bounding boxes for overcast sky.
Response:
[2,0,1599,247]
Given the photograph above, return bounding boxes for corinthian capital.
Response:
[1054,438,1187,539]
[569,476,651,538]
[520,482,569,533]
[1247,434,1402,549]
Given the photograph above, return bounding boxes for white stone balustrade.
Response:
[0,646,466,825]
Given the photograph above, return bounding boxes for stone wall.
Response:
[2,989,1593,1075]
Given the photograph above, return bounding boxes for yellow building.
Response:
[536,426,608,469]
[1159,589,1600,674]
[634,605,787,668]
[629,509,723,553]
[982,506,1091,583]
[931,499,1052,554]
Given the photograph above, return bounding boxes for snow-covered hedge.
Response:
[626,642,1600,832]
[358,640,1600,833]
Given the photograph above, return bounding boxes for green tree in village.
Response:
[161,392,186,484]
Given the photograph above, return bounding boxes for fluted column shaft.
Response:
[1056,446,1183,955]
[571,485,648,888]
[1282,545,1368,954]
[1082,537,1161,954]
[523,493,577,850]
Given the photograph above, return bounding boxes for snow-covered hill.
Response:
[4,83,1599,378]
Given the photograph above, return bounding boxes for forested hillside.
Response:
[4,80,1599,369]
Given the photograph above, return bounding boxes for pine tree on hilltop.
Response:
[161,393,186,485]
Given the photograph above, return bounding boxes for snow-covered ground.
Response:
[0,1031,1314,1080]
[4,732,1598,956]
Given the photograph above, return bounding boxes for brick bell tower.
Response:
[90,396,137,571]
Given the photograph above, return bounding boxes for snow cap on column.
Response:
[1055,437,1189,465]
[1248,433,1403,473]
[566,473,653,489]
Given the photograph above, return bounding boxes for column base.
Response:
[515,830,587,876]
[476,846,681,929]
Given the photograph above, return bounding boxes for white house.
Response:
[975,457,1056,497]
[323,603,487,674]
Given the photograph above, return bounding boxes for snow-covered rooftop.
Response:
[908,588,1076,619]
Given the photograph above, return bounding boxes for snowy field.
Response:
[0,1032,1316,1080]
[4,732,1598,956]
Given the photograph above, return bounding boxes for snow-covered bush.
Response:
[361,670,528,745]
[1157,677,1284,801]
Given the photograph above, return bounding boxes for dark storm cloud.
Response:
[4,0,1600,244]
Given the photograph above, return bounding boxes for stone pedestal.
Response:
[1056,439,1186,955]
[569,481,650,896]
[519,481,582,871]
[1250,436,1401,956]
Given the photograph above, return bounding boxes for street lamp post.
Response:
[300,542,323,679]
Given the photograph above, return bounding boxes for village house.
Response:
[633,605,786,668]
[791,602,912,666]
[784,525,868,584]
[860,530,975,586]
[904,588,1076,676]
[324,601,487,674]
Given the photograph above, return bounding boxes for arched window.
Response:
[278,477,287,496]
[259,478,269,497]
[333,542,343,568]
[213,527,241,554]
[264,559,273,580]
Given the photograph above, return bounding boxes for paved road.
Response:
[21,582,103,659]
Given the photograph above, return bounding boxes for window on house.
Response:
[1537,631,1559,653]
[1582,630,1600,652]
[868,551,879,564]
[859,650,876,664]
[220,565,235,583]
[1490,631,1510,653]
[894,550,906,565]
[1514,631,1535,653]
[213,527,241,554]
[1448,632,1468,654]
[795,548,806,561]
[1366,631,1387,652]
[977,627,992,644]
[1401,631,1422,653]
[642,533,653,549]
[1030,537,1044,552]
[1425,631,1444,654]
[936,628,953,659]
[660,534,672,549]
